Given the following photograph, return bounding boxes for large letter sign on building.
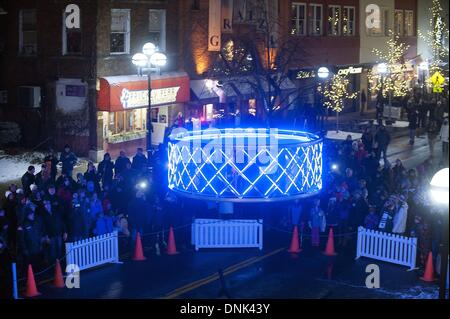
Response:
[208,0,221,51]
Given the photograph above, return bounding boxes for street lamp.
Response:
[419,62,429,96]
[377,63,391,125]
[429,168,449,299]
[132,42,167,168]
[317,67,330,131]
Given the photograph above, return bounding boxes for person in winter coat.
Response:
[17,207,45,271]
[84,161,101,193]
[392,195,408,234]
[364,206,379,230]
[93,211,114,236]
[127,190,151,241]
[309,199,326,247]
[35,163,51,193]
[59,144,77,178]
[88,193,103,233]
[115,151,131,177]
[288,200,303,226]
[40,200,68,264]
[0,209,9,254]
[361,127,373,154]
[68,193,88,241]
[44,150,59,182]
[3,191,18,251]
[378,200,395,233]
[21,166,36,196]
[374,126,391,165]
[407,108,419,145]
[131,148,148,174]
[439,117,449,165]
[98,153,115,188]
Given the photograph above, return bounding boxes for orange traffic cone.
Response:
[166,227,179,255]
[132,232,146,261]
[420,252,436,282]
[24,264,41,298]
[323,228,338,256]
[287,225,302,253]
[53,259,65,288]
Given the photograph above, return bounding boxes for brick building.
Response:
[0,0,420,160]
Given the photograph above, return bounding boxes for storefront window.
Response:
[204,104,214,121]
[249,99,257,116]
[108,109,147,136]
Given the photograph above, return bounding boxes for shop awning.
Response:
[230,74,297,100]
[97,72,190,112]
[190,80,220,104]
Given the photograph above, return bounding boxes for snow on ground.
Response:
[325,130,363,141]
[0,150,46,183]
[0,150,88,184]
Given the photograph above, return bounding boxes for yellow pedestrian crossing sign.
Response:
[430,71,445,93]
[430,71,445,85]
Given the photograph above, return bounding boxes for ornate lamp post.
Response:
[132,43,167,167]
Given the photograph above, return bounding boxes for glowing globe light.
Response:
[317,67,330,79]
[167,128,323,202]
[429,168,449,205]
[377,63,388,74]
[150,52,167,67]
[142,42,156,56]
[132,53,148,68]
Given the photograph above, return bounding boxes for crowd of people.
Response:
[0,144,172,274]
[285,124,447,270]
[0,95,448,278]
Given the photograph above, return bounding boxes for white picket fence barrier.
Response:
[65,231,121,271]
[192,219,263,251]
[356,226,417,271]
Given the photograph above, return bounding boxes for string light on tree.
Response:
[418,0,449,73]
[323,74,357,132]
[368,31,411,98]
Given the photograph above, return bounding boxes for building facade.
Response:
[0,0,423,161]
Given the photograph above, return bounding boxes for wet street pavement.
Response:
[34,231,438,299]
[15,127,444,299]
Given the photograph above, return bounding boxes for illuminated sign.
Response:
[120,87,180,109]
[208,0,221,51]
[338,67,363,76]
[296,70,316,79]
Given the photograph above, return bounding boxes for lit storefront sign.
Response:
[296,70,316,79]
[120,87,181,109]
[97,73,190,112]
[337,66,363,76]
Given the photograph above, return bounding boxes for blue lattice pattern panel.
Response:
[168,129,323,202]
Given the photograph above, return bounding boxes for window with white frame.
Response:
[404,10,414,36]
[383,7,390,36]
[19,9,37,55]
[342,6,355,36]
[309,4,322,36]
[63,11,82,55]
[394,10,403,36]
[327,5,341,36]
[149,9,166,52]
[366,7,389,36]
[110,9,130,55]
[291,3,306,36]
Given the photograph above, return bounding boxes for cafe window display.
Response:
[104,109,147,144]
